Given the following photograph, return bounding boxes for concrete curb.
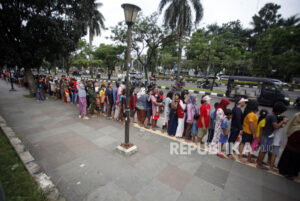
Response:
[157,85,226,97]
[0,115,66,201]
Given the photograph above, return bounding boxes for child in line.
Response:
[95,93,101,118]
[269,116,288,172]
[191,114,200,143]
[157,91,164,113]
[249,109,268,159]
[219,109,232,153]
[64,85,71,104]
[99,84,106,114]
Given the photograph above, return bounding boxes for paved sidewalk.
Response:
[0,80,299,201]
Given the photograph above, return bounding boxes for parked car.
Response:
[220,75,230,80]
[72,70,81,76]
[270,79,288,86]
[226,76,290,106]
[129,72,143,79]
[117,73,126,79]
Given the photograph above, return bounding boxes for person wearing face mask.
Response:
[227,97,248,160]
[197,95,211,144]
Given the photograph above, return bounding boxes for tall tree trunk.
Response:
[177,36,183,81]
[24,68,36,95]
[144,65,148,81]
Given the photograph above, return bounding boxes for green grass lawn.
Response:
[158,84,225,94]
[0,130,47,201]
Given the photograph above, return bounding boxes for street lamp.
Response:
[117,3,141,154]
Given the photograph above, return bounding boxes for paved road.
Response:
[156,79,300,99]
[0,80,299,201]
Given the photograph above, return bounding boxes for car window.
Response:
[264,84,276,91]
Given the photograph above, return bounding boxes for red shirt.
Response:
[198,104,211,128]
[129,94,136,109]
[177,100,185,118]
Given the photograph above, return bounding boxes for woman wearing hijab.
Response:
[278,112,300,179]
[168,93,180,136]
[185,94,198,140]
[136,87,147,126]
[210,98,231,154]
[175,90,188,138]
[162,91,173,133]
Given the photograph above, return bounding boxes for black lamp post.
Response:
[121,3,141,147]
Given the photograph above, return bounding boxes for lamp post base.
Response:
[116,144,138,156]
[9,88,16,92]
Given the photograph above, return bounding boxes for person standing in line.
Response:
[87,82,97,117]
[114,83,125,120]
[256,102,288,170]
[112,81,120,119]
[167,93,179,136]
[219,109,232,153]
[238,100,259,163]
[49,78,56,97]
[227,98,248,160]
[197,95,211,144]
[175,91,188,138]
[77,80,89,120]
[144,89,153,129]
[210,99,230,154]
[162,91,173,133]
[105,82,114,119]
[129,87,137,124]
[185,94,198,140]
[99,84,106,115]
[136,87,147,127]
[151,87,163,130]
[269,116,288,172]
[278,112,300,179]
[248,109,268,161]
[207,102,219,144]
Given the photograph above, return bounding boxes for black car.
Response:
[72,70,80,76]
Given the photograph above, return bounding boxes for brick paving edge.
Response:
[0,115,67,201]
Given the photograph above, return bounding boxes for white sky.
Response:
[86,0,300,46]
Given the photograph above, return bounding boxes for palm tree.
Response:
[87,2,105,77]
[159,0,203,78]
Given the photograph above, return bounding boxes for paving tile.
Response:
[93,135,119,148]
[86,182,133,201]
[221,173,263,201]
[114,166,152,196]
[230,162,263,185]
[176,177,223,201]
[134,155,168,180]
[262,186,299,201]
[195,162,229,189]
[157,165,193,192]
[206,155,233,172]
[135,179,180,201]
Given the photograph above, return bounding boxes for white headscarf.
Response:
[137,87,146,99]
[287,112,300,137]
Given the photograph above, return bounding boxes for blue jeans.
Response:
[72,92,78,104]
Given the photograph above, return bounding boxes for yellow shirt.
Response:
[99,89,105,103]
[243,112,258,135]
[256,119,266,138]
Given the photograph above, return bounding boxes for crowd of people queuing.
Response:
[1,72,299,180]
